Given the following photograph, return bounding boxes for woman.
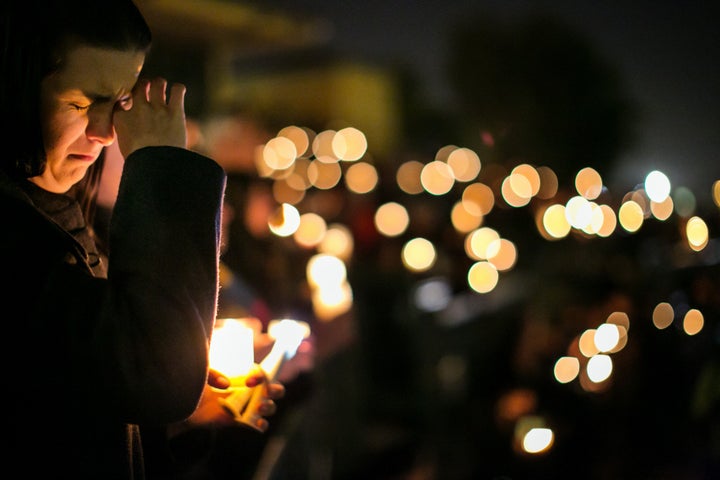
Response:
[1,1,280,478]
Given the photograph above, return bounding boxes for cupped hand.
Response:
[113,77,188,158]
[244,369,286,432]
[186,368,286,431]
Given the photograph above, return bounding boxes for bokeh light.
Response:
[542,204,572,239]
[421,160,455,195]
[502,174,532,207]
[332,126,367,161]
[594,323,620,352]
[618,200,644,232]
[565,195,593,230]
[294,212,327,248]
[402,237,437,272]
[467,261,499,293]
[596,204,617,237]
[586,354,613,383]
[263,136,297,171]
[277,125,311,158]
[523,428,554,454]
[345,161,378,194]
[413,277,453,312]
[554,356,580,383]
[575,167,603,200]
[451,200,484,233]
[396,160,425,195]
[673,186,696,218]
[307,158,342,189]
[447,147,481,182]
[318,223,354,262]
[650,196,674,221]
[683,309,704,335]
[644,170,671,202]
[536,166,559,200]
[513,164,541,197]
[466,227,500,260]
[579,329,599,357]
[312,129,338,158]
[375,202,410,237]
[686,216,709,251]
[268,203,300,237]
[487,238,517,271]
[652,302,674,329]
[606,311,631,332]
[306,253,347,290]
[462,182,495,216]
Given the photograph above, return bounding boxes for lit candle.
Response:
[209,318,255,382]
[239,319,311,429]
[261,319,311,379]
[208,318,258,419]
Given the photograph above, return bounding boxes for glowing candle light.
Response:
[208,318,259,422]
[239,319,311,429]
[209,318,255,381]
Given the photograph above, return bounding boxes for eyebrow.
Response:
[81,91,132,104]
[87,93,113,103]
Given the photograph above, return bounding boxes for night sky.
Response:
[267,0,719,206]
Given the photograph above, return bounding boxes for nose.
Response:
[86,109,115,146]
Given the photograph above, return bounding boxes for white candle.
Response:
[239,319,311,429]
[209,318,255,382]
[209,318,264,421]
[262,319,311,379]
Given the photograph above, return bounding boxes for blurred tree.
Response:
[446,12,637,184]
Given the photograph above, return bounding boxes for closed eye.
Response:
[117,96,133,110]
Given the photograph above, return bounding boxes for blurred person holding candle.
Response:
[0,1,283,478]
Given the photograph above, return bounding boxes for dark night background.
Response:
[138,1,719,479]
[241,2,720,478]
[269,0,720,198]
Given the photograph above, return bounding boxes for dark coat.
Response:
[1,146,226,479]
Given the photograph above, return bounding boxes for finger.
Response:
[253,418,269,433]
[257,399,276,417]
[245,371,267,388]
[207,369,231,389]
[167,82,187,111]
[148,77,168,104]
[132,78,150,103]
[266,382,285,400]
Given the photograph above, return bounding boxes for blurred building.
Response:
[135,0,402,157]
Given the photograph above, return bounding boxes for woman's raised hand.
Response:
[113,77,188,158]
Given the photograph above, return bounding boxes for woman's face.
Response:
[32,45,144,193]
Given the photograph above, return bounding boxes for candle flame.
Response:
[209,318,255,379]
[267,319,311,359]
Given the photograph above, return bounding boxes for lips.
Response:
[68,153,98,162]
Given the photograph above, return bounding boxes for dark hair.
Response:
[0,0,152,217]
